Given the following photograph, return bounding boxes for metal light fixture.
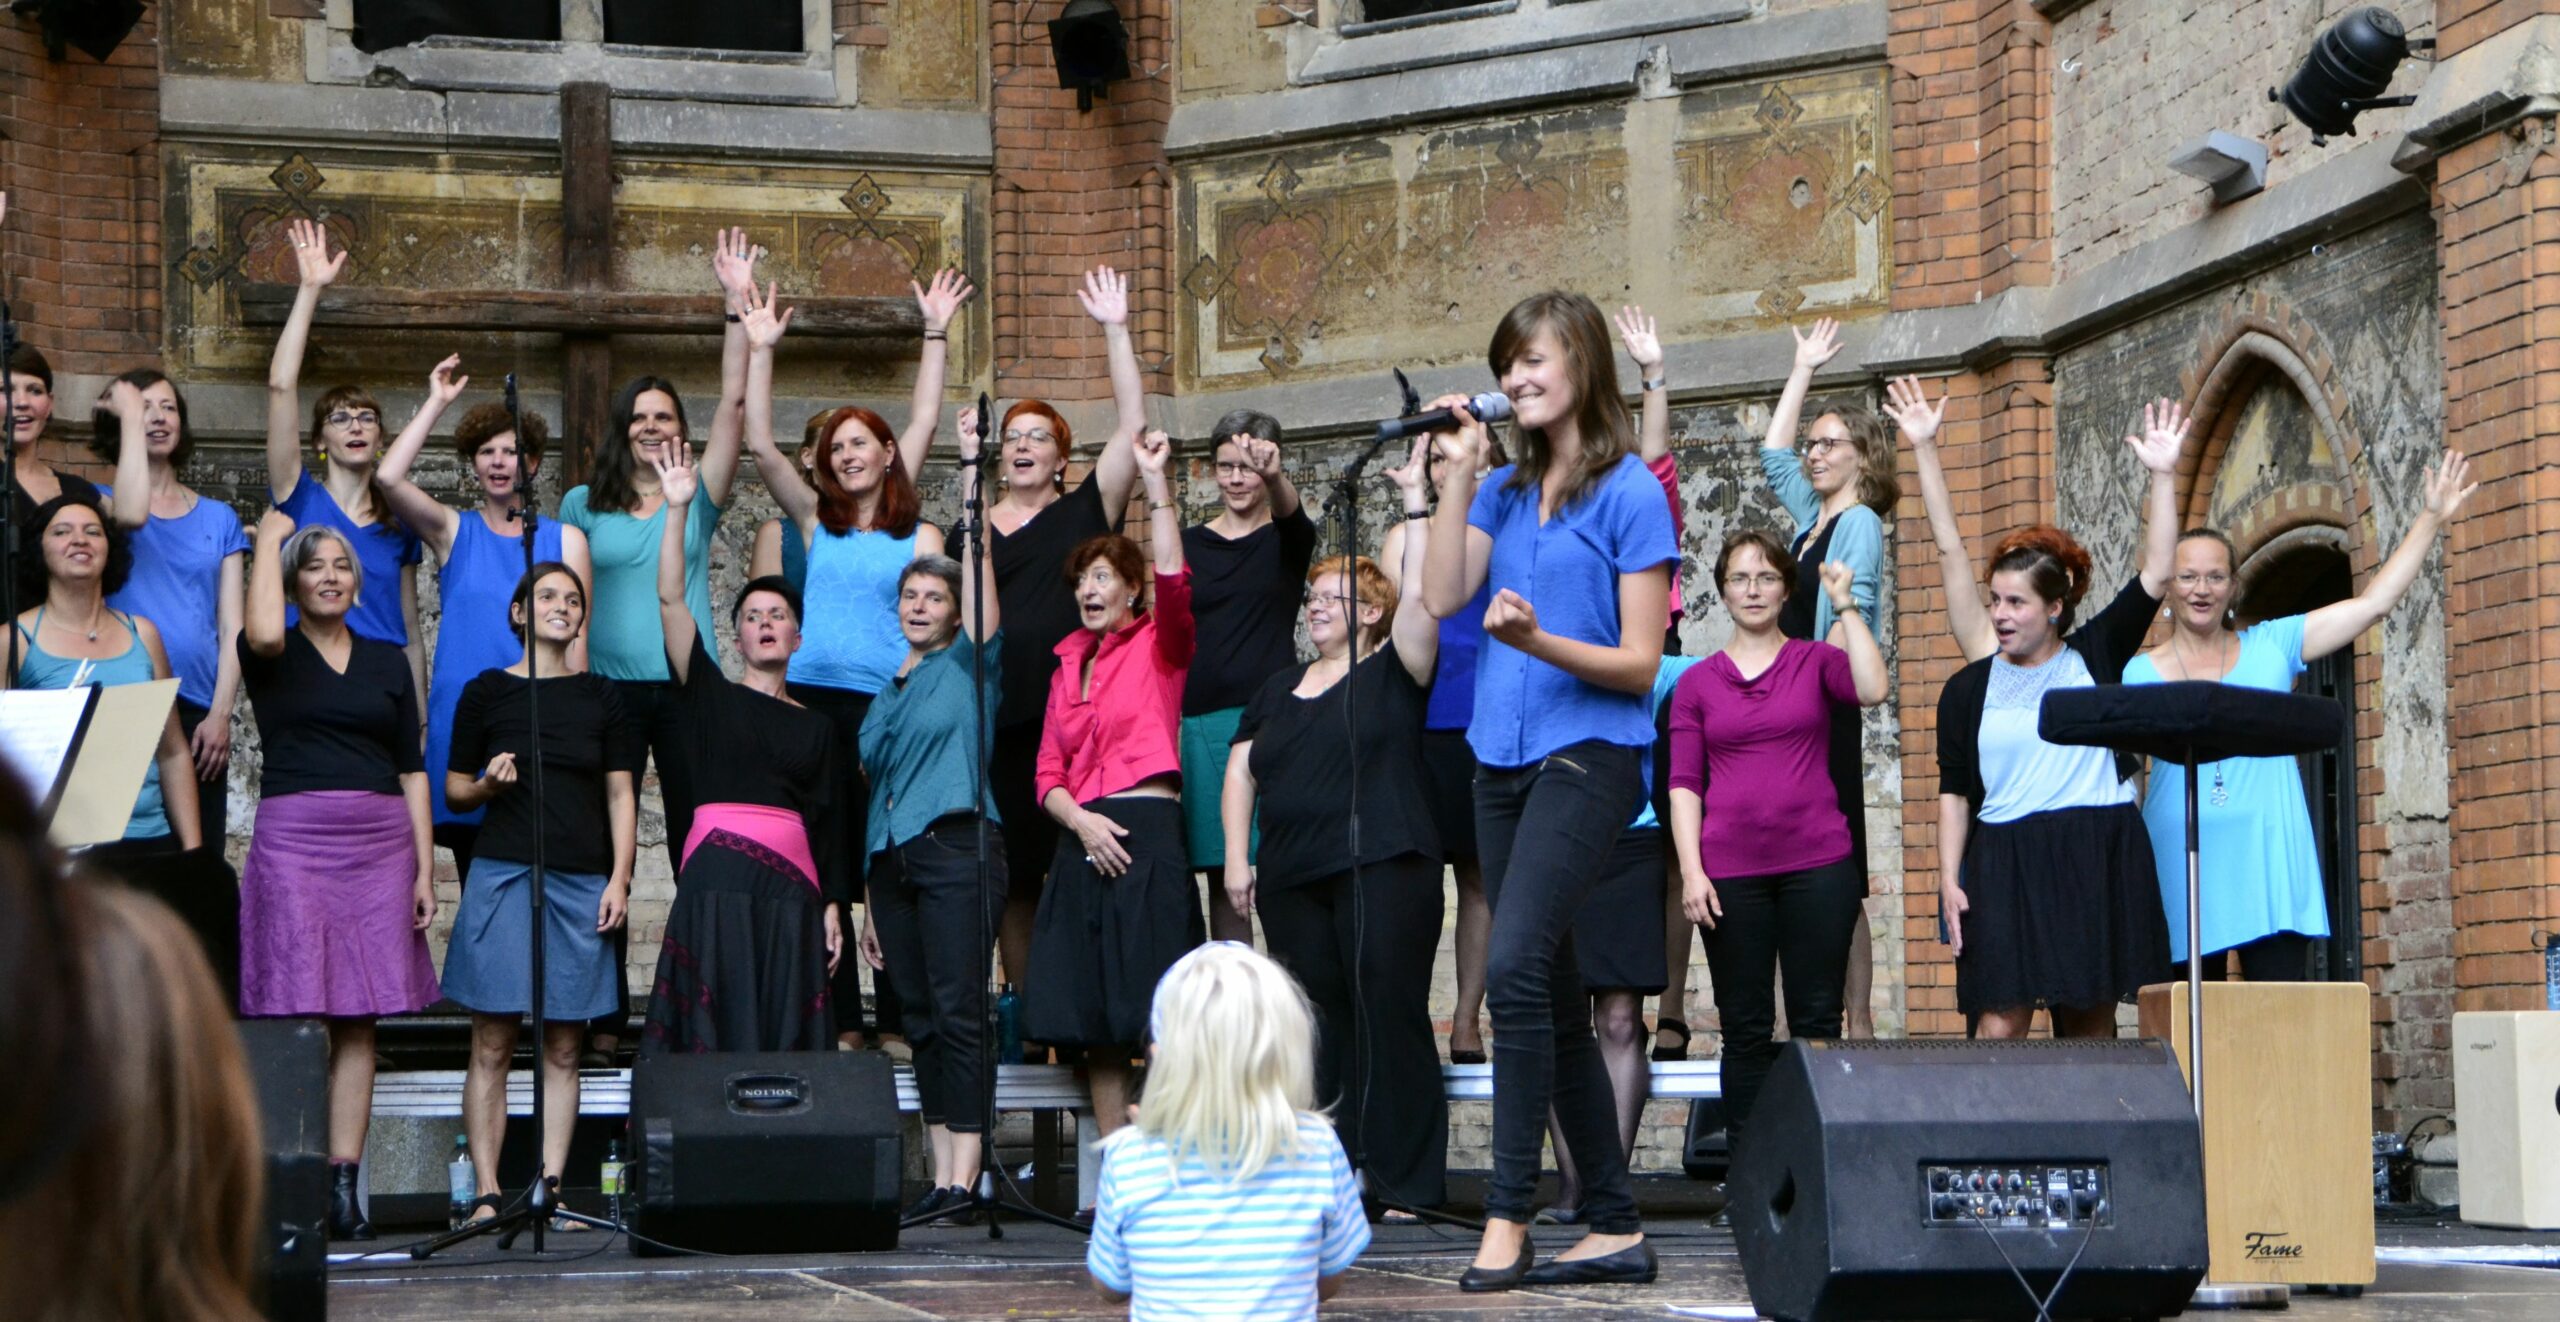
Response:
[7,0,145,62]
[1048,0,1132,113]
[2269,7,2434,145]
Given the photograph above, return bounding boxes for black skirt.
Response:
[1954,803,2169,1017]
[1419,729,1479,862]
[1022,796,1204,1049]
[1573,826,1669,994]
[640,836,835,1055]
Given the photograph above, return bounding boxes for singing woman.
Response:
[1421,291,1674,1291]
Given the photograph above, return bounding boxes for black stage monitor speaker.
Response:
[237,1020,330,1322]
[627,1050,902,1255]
[1731,1038,2207,1322]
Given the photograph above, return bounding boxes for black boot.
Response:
[329,1161,375,1241]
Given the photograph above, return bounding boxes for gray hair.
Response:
[899,554,964,604]
[1210,409,1284,448]
[279,525,362,610]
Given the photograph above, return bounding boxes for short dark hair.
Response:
[1063,533,1146,595]
[1210,409,1283,447]
[5,342,54,393]
[507,561,587,643]
[85,369,194,471]
[453,402,549,473]
[731,574,803,629]
[1714,529,1794,602]
[25,491,132,598]
[899,554,964,605]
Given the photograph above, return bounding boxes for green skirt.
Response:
[1179,706,1259,870]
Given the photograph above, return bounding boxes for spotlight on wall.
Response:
[2169,130,2271,204]
[1048,0,1132,113]
[2269,6,2433,146]
[7,0,144,62]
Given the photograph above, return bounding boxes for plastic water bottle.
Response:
[2544,934,2559,1012]
[447,1134,474,1228]
[995,984,1022,1065]
[600,1139,627,1222]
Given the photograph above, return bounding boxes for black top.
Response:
[447,669,646,876]
[1181,507,1319,715]
[239,628,423,797]
[669,636,848,902]
[990,479,1112,729]
[1233,642,1440,890]
[1778,515,1840,643]
[1936,574,2158,815]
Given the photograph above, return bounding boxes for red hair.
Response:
[1064,533,1146,595]
[1985,525,2095,631]
[1002,400,1074,485]
[809,406,920,537]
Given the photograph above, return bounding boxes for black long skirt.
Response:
[1021,796,1203,1050]
[1954,802,2169,1017]
[1571,826,1669,994]
[640,837,835,1055]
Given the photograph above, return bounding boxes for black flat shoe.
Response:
[901,1186,954,1224]
[1652,1017,1691,1062]
[934,1186,983,1227]
[1458,1242,1535,1293]
[1521,1240,1657,1286]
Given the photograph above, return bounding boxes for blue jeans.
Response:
[1475,739,1646,1232]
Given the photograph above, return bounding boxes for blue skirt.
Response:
[439,857,621,1021]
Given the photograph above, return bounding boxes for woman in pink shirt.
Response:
[1025,428,1200,1144]
[1666,530,1885,1153]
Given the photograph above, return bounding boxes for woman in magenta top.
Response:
[1025,428,1198,1147]
[1666,530,1884,1153]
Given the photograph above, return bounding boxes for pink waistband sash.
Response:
[682,803,820,892]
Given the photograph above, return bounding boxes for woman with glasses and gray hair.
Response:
[237,507,439,1242]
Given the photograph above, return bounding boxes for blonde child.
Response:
[1087,942,1370,1319]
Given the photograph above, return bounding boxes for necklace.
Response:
[2168,630,2234,805]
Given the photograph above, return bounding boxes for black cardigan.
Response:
[1935,574,2159,817]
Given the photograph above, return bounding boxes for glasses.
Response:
[1802,435,1848,454]
[2174,572,2231,589]
[1003,429,1056,447]
[326,410,380,429]
[1214,462,1259,477]
[1723,572,1786,590]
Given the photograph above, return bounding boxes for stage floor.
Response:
[327,1193,2560,1321]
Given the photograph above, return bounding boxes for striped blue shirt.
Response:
[1086,1114,1370,1321]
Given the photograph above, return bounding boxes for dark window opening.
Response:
[605,0,803,53]
[2245,544,2360,983]
[351,0,561,54]
[1354,0,1512,26]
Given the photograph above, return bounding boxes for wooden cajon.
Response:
[2453,1011,2560,1230]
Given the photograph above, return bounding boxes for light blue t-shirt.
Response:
[273,470,422,647]
[1759,448,1885,642]
[559,485,722,683]
[100,486,247,710]
[2124,614,2330,959]
[788,522,917,694]
[1088,1114,1369,1322]
[1978,648,2134,823]
[1630,653,1706,831]
[1463,454,1679,769]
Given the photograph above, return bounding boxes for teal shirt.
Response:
[858,629,1005,858]
[559,485,722,682]
[1759,448,1884,644]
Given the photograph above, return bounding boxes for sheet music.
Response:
[0,686,98,810]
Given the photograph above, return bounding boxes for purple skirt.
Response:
[240,790,440,1018]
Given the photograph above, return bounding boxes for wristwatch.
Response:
[1641,374,1667,393]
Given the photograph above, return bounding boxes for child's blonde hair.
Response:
[1122,942,1320,1183]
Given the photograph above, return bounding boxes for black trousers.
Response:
[2200,931,2314,982]
[869,817,1007,1132]
[174,699,227,849]
[1258,852,1449,1209]
[1702,856,1865,1150]
[792,683,900,1040]
[1476,739,1645,1232]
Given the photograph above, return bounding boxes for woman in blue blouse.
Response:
[2125,454,2474,979]
[1422,291,1673,1291]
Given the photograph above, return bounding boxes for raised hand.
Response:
[1385,433,1431,503]
[1820,560,1857,609]
[425,353,469,409]
[1077,265,1130,327]
[957,405,986,464]
[1614,305,1663,373]
[1483,588,1541,648]
[286,216,347,289]
[1134,427,1171,478]
[2423,449,2479,522]
[101,378,145,421]
[712,226,764,305]
[2125,398,2190,475]
[1241,435,1282,481]
[1792,317,1843,373]
[914,267,975,333]
[740,279,794,351]
[1881,374,1947,446]
[1425,393,1492,479]
[653,434,700,507]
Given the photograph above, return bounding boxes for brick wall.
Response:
[0,9,163,376]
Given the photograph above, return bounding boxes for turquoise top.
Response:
[1632,654,1706,831]
[2124,613,2331,960]
[858,629,1004,858]
[16,608,166,839]
[787,521,917,694]
[1760,448,1884,643]
[559,486,722,683]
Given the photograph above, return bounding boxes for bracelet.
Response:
[1403,509,1430,521]
[1642,374,1667,393]
[1149,499,1176,511]
[922,329,947,341]
[724,311,742,324]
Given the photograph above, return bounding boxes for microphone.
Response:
[970,391,998,465]
[503,373,537,538]
[1374,391,1512,442]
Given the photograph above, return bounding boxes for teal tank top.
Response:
[16,609,168,840]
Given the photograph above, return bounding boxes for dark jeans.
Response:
[2201,930,2314,982]
[1258,852,1449,1209]
[870,817,1006,1132]
[1702,856,1865,1151]
[175,699,227,847]
[1475,738,1645,1232]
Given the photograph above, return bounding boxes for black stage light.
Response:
[2269,6,2434,145]
[8,0,145,62]
[1048,0,1131,113]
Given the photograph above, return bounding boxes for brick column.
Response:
[1887,0,2056,1034]
[0,12,163,373]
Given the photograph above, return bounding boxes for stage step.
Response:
[1440,1059,1722,1102]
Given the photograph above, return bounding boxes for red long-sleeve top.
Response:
[1036,568,1196,806]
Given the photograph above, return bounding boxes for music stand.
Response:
[2041,680,2345,1311]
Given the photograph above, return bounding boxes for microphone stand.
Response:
[414,376,611,1258]
[3,281,19,691]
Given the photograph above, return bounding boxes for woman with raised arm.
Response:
[97,371,245,849]
[738,274,966,1046]
[1421,291,1675,1292]
[1024,428,1198,1153]
[237,508,438,1240]
[5,344,106,569]
[264,218,425,704]
[1221,434,1445,1212]
[853,412,1005,1227]
[439,562,637,1228]
[11,490,202,853]
[1666,532,1887,1152]
[375,355,592,880]
[1179,408,1314,945]
[634,440,844,1054]
[1912,390,2187,1039]
[559,227,759,884]
[2126,455,2475,980]
[748,414,825,588]
[978,267,1145,1010]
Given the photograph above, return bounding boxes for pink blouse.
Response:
[1036,569,1196,806]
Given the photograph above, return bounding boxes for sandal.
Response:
[465,1193,503,1225]
[1652,1017,1692,1062]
